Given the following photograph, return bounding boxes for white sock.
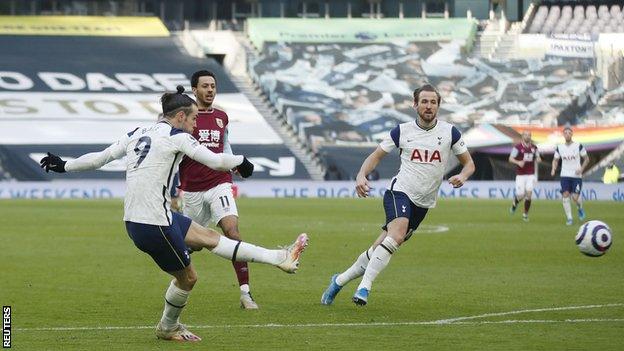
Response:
[210,235,284,265]
[336,247,373,286]
[240,284,250,294]
[563,197,572,220]
[358,237,399,291]
[576,197,583,209]
[161,280,190,329]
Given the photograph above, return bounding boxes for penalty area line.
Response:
[15,303,624,332]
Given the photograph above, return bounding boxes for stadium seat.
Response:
[527,4,622,35]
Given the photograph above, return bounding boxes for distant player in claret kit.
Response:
[551,126,590,225]
[321,84,475,306]
[508,131,541,222]
[40,86,308,342]
[178,70,259,309]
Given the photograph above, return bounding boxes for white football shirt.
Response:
[554,142,587,178]
[379,120,468,208]
[65,121,243,226]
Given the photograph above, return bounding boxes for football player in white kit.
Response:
[40,86,308,342]
[321,84,475,306]
[550,126,590,225]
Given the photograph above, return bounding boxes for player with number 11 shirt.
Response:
[178,70,259,309]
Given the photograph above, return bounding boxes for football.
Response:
[575,220,613,257]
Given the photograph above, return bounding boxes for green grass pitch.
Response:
[1,198,623,350]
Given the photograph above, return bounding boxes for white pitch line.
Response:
[451,319,624,325]
[15,303,624,332]
[433,303,624,324]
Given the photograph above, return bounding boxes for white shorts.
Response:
[515,174,537,195]
[182,183,238,227]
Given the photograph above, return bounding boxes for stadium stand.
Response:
[527,4,624,35]
[0,24,312,180]
[244,11,624,178]
[252,41,596,132]
[250,40,596,174]
[584,83,624,124]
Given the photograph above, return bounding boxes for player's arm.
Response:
[174,133,254,177]
[508,147,524,168]
[355,146,388,198]
[40,134,129,173]
[579,144,590,175]
[449,151,475,188]
[447,127,474,188]
[551,146,560,177]
[355,124,398,197]
[223,127,233,155]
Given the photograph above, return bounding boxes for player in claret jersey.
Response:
[178,70,259,309]
[40,87,308,342]
[321,84,475,306]
[508,131,541,222]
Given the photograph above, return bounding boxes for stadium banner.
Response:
[0,144,310,181]
[2,180,623,201]
[0,16,169,37]
[545,35,595,59]
[247,18,477,48]
[0,92,282,145]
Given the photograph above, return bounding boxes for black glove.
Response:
[236,157,254,178]
[40,152,67,173]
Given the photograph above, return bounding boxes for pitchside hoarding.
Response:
[1,180,623,201]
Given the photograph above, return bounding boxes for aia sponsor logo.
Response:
[410,149,442,163]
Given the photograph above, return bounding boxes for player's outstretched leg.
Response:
[322,246,374,305]
[185,222,309,273]
[353,236,400,306]
[321,246,373,305]
[322,232,385,305]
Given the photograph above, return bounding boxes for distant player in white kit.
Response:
[40,86,308,342]
[321,84,475,306]
[550,126,589,225]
